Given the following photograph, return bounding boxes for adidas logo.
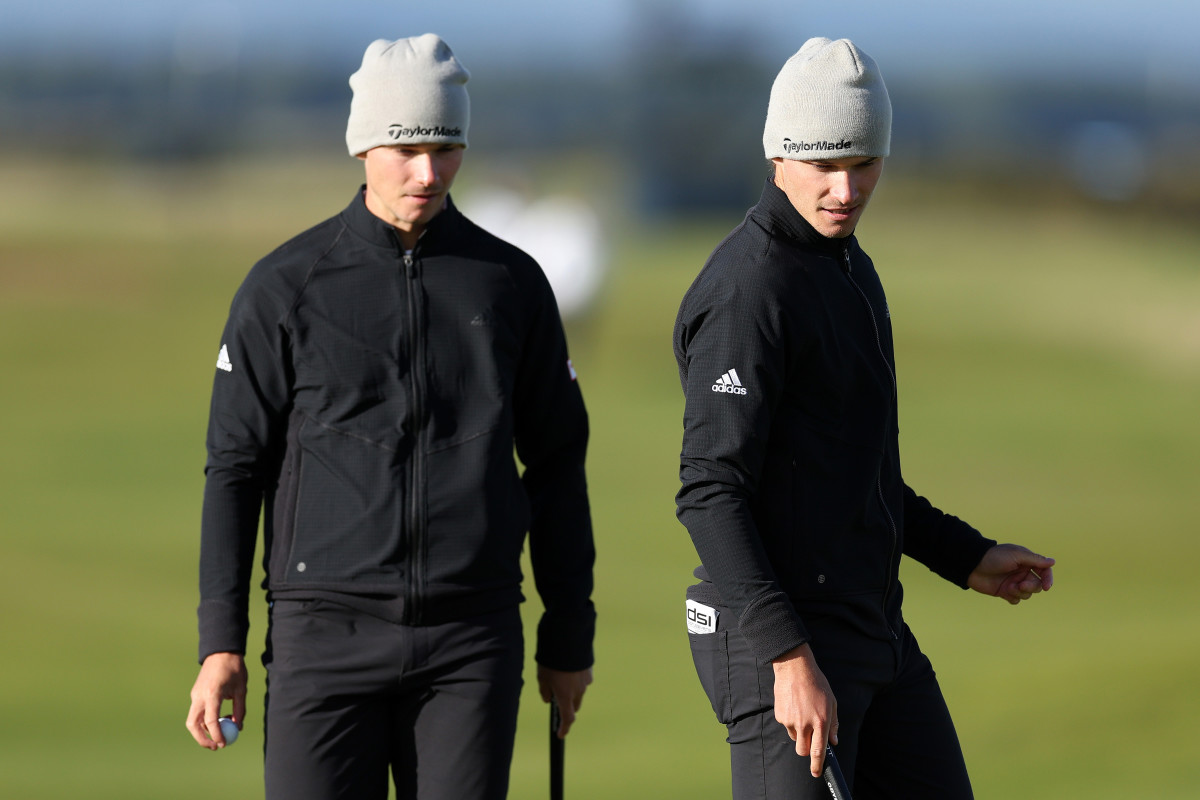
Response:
[216,344,232,373]
[711,368,747,395]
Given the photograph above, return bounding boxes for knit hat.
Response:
[763,37,891,161]
[346,34,470,157]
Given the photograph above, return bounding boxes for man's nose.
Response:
[413,154,438,186]
[829,171,855,205]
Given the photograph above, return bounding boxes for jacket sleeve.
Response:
[901,485,996,588]
[674,267,810,664]
[513,273,596,672]
[197,269,294,662]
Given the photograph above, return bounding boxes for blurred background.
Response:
[2,1,1198,798]
[7,0,1200,208]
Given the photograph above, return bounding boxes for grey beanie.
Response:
[346,34,470,157]
[763,37,891,160]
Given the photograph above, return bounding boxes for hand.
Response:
[537,665,593,738]
[186,652,248,750]
[968,543,1055,604]
[772,643,838,778]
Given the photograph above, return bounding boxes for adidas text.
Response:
[712,368,747,395]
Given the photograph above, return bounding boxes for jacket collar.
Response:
[753,177,855,257]
[340,185,467,255]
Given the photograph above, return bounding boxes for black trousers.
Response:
[688,592,973,799]
[262,599,524,800]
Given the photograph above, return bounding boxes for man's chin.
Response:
[818,223,855,239]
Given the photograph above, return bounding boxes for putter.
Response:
[822,745,852,800]
[550,697,564,800]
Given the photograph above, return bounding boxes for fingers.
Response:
[232,694,247,730]
[538,666,593,738]
[558,676,591,737]
[1011,573,1041,601]
[777,707,837,777]
[999,577,1035,603]
[185,697,222,750]
[988,545,1056,604]
[809,732,827,778]
[186,653,248,750]
[185,703,210,749]
[552,684,589,737]
[206,713,227,748]
[999,565,1056,603]
[185,677,223,749]
[1013,550,1055,590]
[555,697,576,738]
[770,645,837,777]
[805,720,836,777]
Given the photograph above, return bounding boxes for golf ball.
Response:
[219,717,239,746]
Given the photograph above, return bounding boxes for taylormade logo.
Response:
[388,123,463,140]
[782,137,854,154]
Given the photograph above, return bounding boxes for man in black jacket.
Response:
[185,34,596,800]
[675,38,1054,799]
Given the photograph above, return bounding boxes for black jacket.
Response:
[674,180,993,663]
[198,189,595,670]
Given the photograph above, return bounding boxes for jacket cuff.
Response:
[738,592,810,663]
[534,604,596,672]
[197,599,249,663]
[943,530,998,589]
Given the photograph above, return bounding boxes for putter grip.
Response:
[550,698,564,800]
[823,746,852,800]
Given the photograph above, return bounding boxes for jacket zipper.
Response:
[402,250,427,625]
[842,247,900,640]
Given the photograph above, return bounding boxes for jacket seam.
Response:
[293,408,399,453]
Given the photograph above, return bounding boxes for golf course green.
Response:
[1,154,1196,798]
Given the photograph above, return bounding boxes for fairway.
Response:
[1,154,1197,798]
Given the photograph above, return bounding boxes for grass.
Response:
[1,152,1197,798]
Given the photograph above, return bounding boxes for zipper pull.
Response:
[842,247,852,274]
[402,252,415,276]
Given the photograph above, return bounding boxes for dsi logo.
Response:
[686,599,718,634]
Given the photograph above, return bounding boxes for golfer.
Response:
[185,34,596,800]
[674,37,1054,798]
